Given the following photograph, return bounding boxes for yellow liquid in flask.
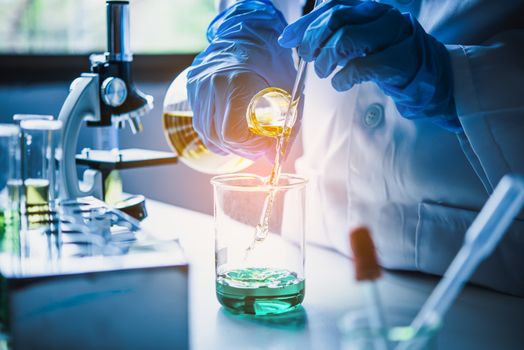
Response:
[246,87,294,139]
[162,111,253,174]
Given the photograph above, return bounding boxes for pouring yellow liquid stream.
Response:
[246,117,292,256]
[245,60,308,258]
[244,0,328,257]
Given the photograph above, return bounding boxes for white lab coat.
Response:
[217,0,524,296]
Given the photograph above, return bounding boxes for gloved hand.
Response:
[187,0,297,160]
[279,0,461,132]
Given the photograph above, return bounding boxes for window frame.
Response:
[0,54,197,84]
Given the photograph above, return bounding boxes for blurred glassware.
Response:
[339,308,440,350]
[0,124,22,255]
[58,199,111,257]
[19,119,62,258]
[57,198,139,257]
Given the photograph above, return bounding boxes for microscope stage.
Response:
[76,148,178,171]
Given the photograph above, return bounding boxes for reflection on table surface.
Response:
[143,199,524,350]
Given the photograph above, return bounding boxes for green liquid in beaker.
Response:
[1,180,21,253]
[216,267,305,315]
[0,211,5,242]
[0,209,20,254]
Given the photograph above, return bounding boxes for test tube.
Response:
[19,119,62,258]
[0,124,22,255]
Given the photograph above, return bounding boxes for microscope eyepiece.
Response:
[88,0,153,132]
[107,0,132,62]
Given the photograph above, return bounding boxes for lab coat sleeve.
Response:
[445,32,524,296]
[447,30,524,191]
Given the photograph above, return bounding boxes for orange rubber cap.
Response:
[350,226,381,281]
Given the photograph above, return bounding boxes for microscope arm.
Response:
[58,73,103,199]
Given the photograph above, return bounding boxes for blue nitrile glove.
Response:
[187,0,297,160]
[279,0,460,132]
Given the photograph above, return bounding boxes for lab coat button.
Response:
[363,103,384,128]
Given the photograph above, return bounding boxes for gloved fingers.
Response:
[331,56,373,91]
[192,114,229,156]
[329,8,412,55]
[325,1,391,30]
[313,9,411,79]
[217,71,276,160]
[298,2,390,61]
[220,96,274,160]
[220,101,275,160]
[278,0,359,48]
[278,1,335,48]
[188,71,231,156]
[224,136,274,160]
[313,27,356,78]
[208,0,288,42]
[200,136,230,156]
[219,74,302,161]
[330,29,420,92]
[192,101,229,156]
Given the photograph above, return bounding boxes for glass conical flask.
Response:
[162,67,253,174]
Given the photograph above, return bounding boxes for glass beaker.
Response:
[13,114,53,124]
[163,67,253,174]
[0,124,21,254]
[338,308,440,350]
[20,119,62,257]
[211,173,307,315]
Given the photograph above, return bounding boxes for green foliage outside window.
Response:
[0,0,215,54]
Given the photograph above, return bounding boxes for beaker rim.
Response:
[13,114,54,122]
[211,173,308,191]
[0,124,19,136]
[20,119,62,131]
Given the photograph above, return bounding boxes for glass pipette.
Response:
[397,173,524,350]
[245,0,328,256]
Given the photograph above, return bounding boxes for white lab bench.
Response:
[143,199,524,350]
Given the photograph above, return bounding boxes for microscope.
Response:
[58,0,177,212]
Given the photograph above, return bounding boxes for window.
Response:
[0,0,215,54]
